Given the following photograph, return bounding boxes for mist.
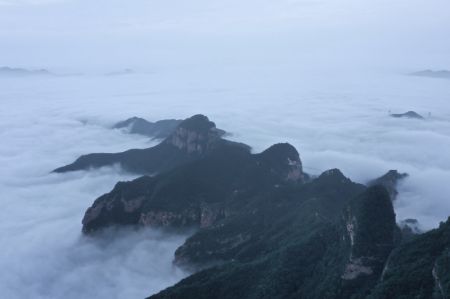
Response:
[0,107,189,298]
[1,0,450,298]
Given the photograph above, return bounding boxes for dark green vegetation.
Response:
[149,217,450,299]
[369,219,450,299]
[148,184,398,299]
[61,114,449,298]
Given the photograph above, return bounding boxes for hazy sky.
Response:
[1,0,449,71]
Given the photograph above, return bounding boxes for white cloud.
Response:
[1,63,450,298]
[0,101,190,298]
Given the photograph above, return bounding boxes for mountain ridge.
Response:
[52,114,449,298]
[53,114,235,174]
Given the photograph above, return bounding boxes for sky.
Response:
[0,0,449,71]
[1,1,450,299]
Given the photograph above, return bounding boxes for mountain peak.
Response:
[164,114,224,155]
[390,111,424,119]
[318,168,347,181]
[410,69,450,79]
[258,143,303,182]
[368,169,408,201]
[177,114,216,132]
[260,142,298,158]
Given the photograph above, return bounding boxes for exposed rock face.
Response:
[390,111,424,119]
[342,258,374,280]
[368,170,408,200]
[433,262,445,298]
[81,139,305,234]
[163,115,224,154]
[198,203,225,228]
[341,186,395,286]
[113,117,182,139]
[167,127,205,153]
[138,210,200,227]
[53,114,233,174]
[433,250,450,299]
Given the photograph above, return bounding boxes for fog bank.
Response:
[0,108,189,298]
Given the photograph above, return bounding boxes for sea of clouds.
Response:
[0,89,189,298]
[1,0,450,298]
[0,69,449,298]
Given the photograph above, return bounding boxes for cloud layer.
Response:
[1,66,450,299]
[0,104,189,298]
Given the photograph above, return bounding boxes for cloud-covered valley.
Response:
[0,63,450,298]
[0,100,189,298]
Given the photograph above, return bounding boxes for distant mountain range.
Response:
[113,117,183,139]
[0,66,140,77]
[0,66,54,77]
[410,69,450,79]
[104,69,135,76]
[53,114,450,299]
[390,111,424,119]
